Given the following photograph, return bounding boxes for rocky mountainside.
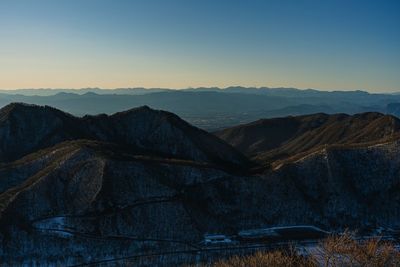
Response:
[0,103,399,265]
[215,112,400,163]
[0,103,248,169]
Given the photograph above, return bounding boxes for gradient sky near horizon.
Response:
[0,0,399,92]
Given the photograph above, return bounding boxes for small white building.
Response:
[203,234,232,245]
[238,228,279,240]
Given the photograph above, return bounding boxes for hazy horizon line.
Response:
[0,86,396,94]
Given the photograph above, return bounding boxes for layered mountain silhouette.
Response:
[2,87,399,130]
[216,112,400,163]
[0,103,399,265]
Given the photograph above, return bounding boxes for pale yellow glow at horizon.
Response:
[0,66,397,92]
[1,0,399,93]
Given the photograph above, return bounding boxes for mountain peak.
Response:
[126,105,154,113]
[1,102,38,112]
[0,103,56,122]
[0,102,248,169]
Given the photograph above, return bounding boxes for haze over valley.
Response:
[1,87,400,130]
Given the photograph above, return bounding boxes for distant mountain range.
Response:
[0,86,381,96]
[0,87,400,130]
[0,103,399,265]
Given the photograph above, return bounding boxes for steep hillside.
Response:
[0,103,80,162]
[0,103,248,169]
[185,140,400,231]
[1,140,399,265]
[215,112,400,162]
[0,140,238,264]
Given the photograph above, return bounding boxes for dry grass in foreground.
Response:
[196,232,400,267]
[207,249,316,267]
[319,232,400,267]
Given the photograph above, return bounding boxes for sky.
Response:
[0,0,399,92]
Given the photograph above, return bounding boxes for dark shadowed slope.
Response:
[0,140,230,262]
[215,112,400,163]
[0,103,248,169]
[0,103,81,162]
[1,139,400,265]
[1,106,400,265]
[185,140,400,233]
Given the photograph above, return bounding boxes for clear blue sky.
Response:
[0,0,399,92]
